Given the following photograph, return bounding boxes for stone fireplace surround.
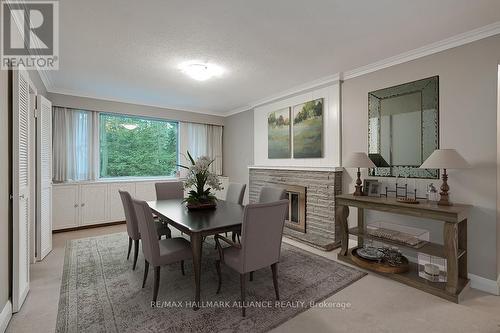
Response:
[249,166,343,251]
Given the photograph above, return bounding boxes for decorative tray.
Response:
[351,248,409,274]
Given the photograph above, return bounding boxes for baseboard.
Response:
[468,273,500,295]
[0,301,12,333]
[52,220,125,233]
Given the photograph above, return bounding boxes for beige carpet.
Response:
[55,232,365,333]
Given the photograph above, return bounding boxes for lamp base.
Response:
[353,168,363,196]
[437,169,451,206]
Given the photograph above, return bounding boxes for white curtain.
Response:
[180,122,223,175]
[52,107,99,182]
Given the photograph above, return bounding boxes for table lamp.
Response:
[344,152,376,196]
[420,149,470,206]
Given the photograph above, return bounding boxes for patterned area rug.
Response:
[56,232,365,333]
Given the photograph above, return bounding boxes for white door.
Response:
[80,184,108,225]
[36,95,53,260]
[12,65,31,312]
[52,185,79,230]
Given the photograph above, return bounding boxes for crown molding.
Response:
[224,73,341,117]
[225,21,500,117]
[47,88,225,117]
[343,21,500,80]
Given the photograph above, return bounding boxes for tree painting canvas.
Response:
[293,98,323,158]
[267,107,291,158]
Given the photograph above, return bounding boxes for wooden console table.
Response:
[335,194,471,303]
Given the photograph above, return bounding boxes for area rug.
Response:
[56,232,365,333]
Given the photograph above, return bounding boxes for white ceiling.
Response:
[44,0,500,115]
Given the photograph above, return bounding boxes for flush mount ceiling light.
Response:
[121,124,138,130]
[178,61,224,81]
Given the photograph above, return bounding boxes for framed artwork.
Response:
[368,181,381,197]
[292,98,323,158]
[267,107,291,158]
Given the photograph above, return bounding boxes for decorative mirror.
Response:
[368,76,439,178]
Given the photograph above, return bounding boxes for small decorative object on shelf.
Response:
[397,198,419,204]
[366,221,429,248]
[380,182,427,201]
[418,253,447,282]
[351,247,409,274]
[420,149,470,206]
[427,183,439,201]
[179,151,223,210]
[344,152,376,196]
[367,181,381,197]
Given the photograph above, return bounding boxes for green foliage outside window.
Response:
[99,113,178,178]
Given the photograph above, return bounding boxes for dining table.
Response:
[147,198,245,310]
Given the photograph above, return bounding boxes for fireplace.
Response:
[249,166,343,251]
[282,184,306,233]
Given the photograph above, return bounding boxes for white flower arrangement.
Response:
[179,151,222,205]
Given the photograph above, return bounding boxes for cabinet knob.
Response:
[74,204,78,208]
[81,203,85,207]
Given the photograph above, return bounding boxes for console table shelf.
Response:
[348,227,466,259]
[336,194,472,303]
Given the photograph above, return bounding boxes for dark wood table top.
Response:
[147,199,245,234]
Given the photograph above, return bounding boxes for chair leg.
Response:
[153,266,160,302]
[133,239,140,270]
[215,260,222,294]
[271,263,279,300]
[249,271,254,282]
[142,260,149,288]
[240,273,247,317]
[181,260,185,276]
[232,232,236,242]
[127,237,132,260]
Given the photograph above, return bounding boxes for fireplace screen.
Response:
[283,185,306,233]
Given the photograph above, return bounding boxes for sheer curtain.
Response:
[180,122,223,175]
[52,107,99,182]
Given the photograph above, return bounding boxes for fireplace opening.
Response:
[282,185,306,233]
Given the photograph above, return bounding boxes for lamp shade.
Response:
[344,152,376,168]
[420,149,470,169]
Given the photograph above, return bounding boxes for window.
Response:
[99,113,178,178]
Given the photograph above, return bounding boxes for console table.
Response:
[335,194,471,303]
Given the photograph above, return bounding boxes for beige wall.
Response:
[47,92,225,126]
[0,69,10,312]
[223,109,254,203]
[342,35,500,280]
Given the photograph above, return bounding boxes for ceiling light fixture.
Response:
[178,61,224,81]
[121,124,138,130]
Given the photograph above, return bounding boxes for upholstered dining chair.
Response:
[155,181,184,200]
[258,186,287,203]
[231,186,287,243]
[215,199,289,316]
[132,198,193,303]
[119,190,171,270]
[225,183,246,205]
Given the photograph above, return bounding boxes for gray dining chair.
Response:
[119,190,171,270]
[155,181,184,200]
[226,183,246,205]
[215,199,289,316]
[132,198,193,302]
[232,186,287,243]
[258,186,287,203]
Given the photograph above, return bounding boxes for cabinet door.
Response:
[80,184,108,226]
[135,182,157,201]
[108,182,135,222]
[52,185,79,230]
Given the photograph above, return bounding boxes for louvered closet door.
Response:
[36,95,52,260]
[12,65,31,312]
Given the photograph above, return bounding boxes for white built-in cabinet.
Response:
[52,177,229,231]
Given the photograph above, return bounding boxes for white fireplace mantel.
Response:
[248,165,344,172]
